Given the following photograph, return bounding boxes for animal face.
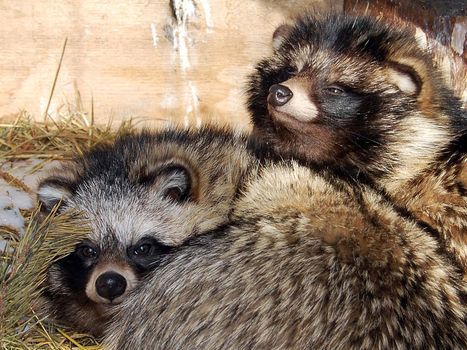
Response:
[39,156,193,306]
[37,128,253,331]
[247,14,461,180]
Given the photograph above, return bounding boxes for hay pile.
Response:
[0,110,134,349]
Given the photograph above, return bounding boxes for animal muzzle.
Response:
[95,271,127,301]
[267,81,318,123]
[85,263,138,304]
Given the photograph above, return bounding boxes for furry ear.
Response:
[140,162,195,203]
[386,62,422,95]
[160,165,192,202]
[37,177,74,212]
[272,24,293,50]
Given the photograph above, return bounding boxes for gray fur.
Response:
[37,126,256,336]
[104,162,467,349]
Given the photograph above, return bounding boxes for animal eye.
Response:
[128,238,173,269]
[285,66,297,76]
[133,243,151,256]
[324,85,346,95]
[77,245,98,259]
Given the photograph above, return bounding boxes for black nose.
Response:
[95,271,127,301]
[268,84,293,107]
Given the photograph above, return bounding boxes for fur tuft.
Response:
[247,13,467,274]
[37,126,257,336]
[104,161,467,349]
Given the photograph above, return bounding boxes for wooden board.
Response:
[0,0,463,129]
[0,0,340,128]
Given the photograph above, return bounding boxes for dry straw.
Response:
[0,34,139,348]
[0,109,135,349]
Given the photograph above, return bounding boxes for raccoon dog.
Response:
[104,160,466,349]
[247,14,467,274]
[36,127,255,336]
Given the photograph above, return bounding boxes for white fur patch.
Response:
[387,68,417,95]
[384,114,451,192]
[37,184,70,208]
[277,80,318,122]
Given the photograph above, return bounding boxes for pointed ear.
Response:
[272,24,293,51]
[140,162,196,203]
[386,62,422,96]
[37,177,75,212]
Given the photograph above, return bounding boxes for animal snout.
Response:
[268,84,293,107]
[95,271,127,301]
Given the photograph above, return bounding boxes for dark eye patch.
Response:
[319,88,384,140]
[53,243,96,293]
[319,86,367,121]
[75,241,100,262]
[127,237,173,271]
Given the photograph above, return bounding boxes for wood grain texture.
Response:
[1,0,463,128]
[0,0,340,127]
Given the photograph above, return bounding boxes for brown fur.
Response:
[247,13,467,275]
[36,126,257,336]
[104,162,467,349]
[393,149,467,275]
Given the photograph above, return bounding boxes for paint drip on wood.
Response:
[167,0,214,126]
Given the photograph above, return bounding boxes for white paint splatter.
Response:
[184,104,192,127]
[160,94,178,109]
[198,0,214,33]
[181,81,200,127]
[151,22,159,48]
[172,0,196,72]
[169,1,205,124]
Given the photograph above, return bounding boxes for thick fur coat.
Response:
[36,127,256,336]
[104,161,466,349]
[247,14,467,275]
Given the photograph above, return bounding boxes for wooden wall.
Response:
[0,0,340,128]
[0,0,464,128]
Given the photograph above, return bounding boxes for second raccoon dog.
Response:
[247,14,467,274]
[36,127,255,336]
[104,161,467,350]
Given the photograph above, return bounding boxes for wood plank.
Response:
[0,0,341,127]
